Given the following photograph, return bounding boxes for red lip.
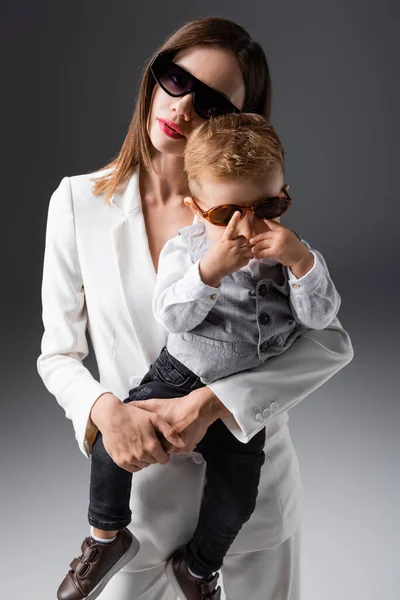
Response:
[158,118,185,137]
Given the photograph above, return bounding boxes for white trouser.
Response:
[96,525,301,600]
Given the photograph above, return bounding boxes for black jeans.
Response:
[88,346,266,577]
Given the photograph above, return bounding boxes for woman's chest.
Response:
[142,202,194,273]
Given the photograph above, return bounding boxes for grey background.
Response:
[1,1,398,598]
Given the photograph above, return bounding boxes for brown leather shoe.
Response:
[165,548,221,600]
[57,528,140,600]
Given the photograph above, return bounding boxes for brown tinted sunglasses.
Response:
[192,187,292,226]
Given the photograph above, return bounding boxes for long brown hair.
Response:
[93,17,272,203]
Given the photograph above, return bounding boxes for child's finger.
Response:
[223,211,241,240]
[249,231,269,245]
[251,240,272,254]
[263,218,282,228]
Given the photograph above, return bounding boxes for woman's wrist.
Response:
[192,386,232,425]
[90,392,122,430]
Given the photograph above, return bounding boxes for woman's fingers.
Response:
[103,405,177,470]
[122,459,152,473]
[129,465,145,473]
[109,450,153,473]
[129,399,161,413]
[152,414,185,448]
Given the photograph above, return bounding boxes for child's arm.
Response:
[152,234,221,334]
[286,238,341,329]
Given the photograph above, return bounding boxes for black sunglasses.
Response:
[191,188,292,226]
[150,54,241,120]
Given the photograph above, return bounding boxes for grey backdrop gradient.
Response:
[1,1,398,599]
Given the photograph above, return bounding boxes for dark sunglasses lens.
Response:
[209,206,243,226]
[157,62,192,95]
[194,87,237,119]
[254,197,289,219]
[152,57,239,119]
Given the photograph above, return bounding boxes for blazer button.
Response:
[260,312,271,325]
[255,413,264,422]
[192,453,204,464]
[262,408,270,418]
[260,341,269,352]
[270,402,279,411]
[259,284,267,296]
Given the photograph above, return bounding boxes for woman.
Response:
[38,17,353,600]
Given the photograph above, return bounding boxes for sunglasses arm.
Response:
[191,198,209,218]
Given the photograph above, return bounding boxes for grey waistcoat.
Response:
[166,223,305,385]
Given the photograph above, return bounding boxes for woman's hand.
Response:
[90,393,185,472]
[129,387,231,454]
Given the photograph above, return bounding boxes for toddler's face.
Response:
[184,170,285,243]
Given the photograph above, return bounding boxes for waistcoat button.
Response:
[260,312,271,325]
[259,284,267,296]
[260,341,269,352]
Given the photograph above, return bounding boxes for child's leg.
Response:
[89,346,203,536]
[184,419,266,578]
[58,349,203,600]
[88,429,134,534]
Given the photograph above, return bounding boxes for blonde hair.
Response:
[184,113,284,189]
[91,17,272,204]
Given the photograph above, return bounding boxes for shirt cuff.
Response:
[286,251,324,292]
[184,259,222,303]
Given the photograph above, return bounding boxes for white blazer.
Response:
[37,168,353,568]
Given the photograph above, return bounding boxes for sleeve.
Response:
[285,239,341,329]
[207,316,354,443]
[152,234,221,333]
[37,177,111,458]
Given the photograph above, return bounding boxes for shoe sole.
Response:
[83,535,140,600]
[165,557,187,600]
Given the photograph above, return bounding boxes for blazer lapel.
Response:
[110,168,167,365]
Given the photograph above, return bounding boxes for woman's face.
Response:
[147,45,246,157]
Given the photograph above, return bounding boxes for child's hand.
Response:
[199,211,254,287]
[249,219,314,277]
